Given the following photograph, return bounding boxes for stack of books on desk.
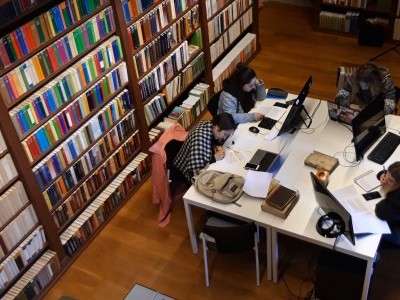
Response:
[261,180,299,219]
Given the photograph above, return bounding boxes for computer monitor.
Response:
[310,172,355,245]
[278,76,313,135]
[351,94,386,161]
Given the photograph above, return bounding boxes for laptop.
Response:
[327,102,359,125]
[245,149,279,172]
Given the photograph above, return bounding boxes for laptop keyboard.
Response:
[367,132,400,165]
[258,117,277,130]
[258,151,278,171]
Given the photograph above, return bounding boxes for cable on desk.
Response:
[152,291,161,300]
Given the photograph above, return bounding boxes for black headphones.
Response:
[316,212,345,238]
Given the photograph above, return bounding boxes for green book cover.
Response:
[52,119,62,139]
[101,77,109,98]
[19,65,30,90]
[68,0,79,23]
[115,38,123,59]
[66,74,77,96]
[37,52,50,77]
[61,6,72,28]
[76,0,85,17]
[35,17,46,44]
[21,105,35,129]
[52,44,62,68]
[86,21,95,45]
[43,126,52,147]
[72,29,82,54]
[104,107,111,128]
[5,35,18,62]
[87,58,97,80]
[53,82,64,105]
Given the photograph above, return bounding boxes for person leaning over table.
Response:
[218,62,266,124]
[375,161,400,246]
[335,63,396,121]
[171,112,237,185]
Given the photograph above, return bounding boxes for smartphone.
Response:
[362,191,381,201]
[273,102,288,109]
[244,163,259,171]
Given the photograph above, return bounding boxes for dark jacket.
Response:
[375,170,400,240]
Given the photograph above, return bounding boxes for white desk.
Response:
[182,97,400,299]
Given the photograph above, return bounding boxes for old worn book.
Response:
[261,183,299,219]
[304,150,339,173]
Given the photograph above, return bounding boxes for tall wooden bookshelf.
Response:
[0,0,260,298]
[313,0,398,40]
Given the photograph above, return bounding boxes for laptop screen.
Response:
[278,76,312,135]
[310,172,355,245]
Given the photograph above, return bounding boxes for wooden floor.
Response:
[44,2,400,300]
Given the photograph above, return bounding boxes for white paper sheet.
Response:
[256,106,287,120]
[243,170,273,198]
[331,185,370,215]
[352,213,391,234]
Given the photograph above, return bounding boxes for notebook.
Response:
[327,102,359,125]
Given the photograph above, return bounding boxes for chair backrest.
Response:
[207,91,222,117]
[204,220,256,253]
[395,86,400,104]
[165,139,184,169]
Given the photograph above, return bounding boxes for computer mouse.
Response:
[249,126,260,134]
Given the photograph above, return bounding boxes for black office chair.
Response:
[199,212,261,287]
[395,86,400,114]
[207,91,222,118]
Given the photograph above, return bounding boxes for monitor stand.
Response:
[288,105,312,134]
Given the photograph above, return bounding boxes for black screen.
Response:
[278,76,312,135]
[351,95,386,161]
[310,172,355,245]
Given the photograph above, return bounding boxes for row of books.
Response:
[212,32,257,92]
[33,110,137,193]
[60,153,149,256]
[322,0,367,8]
[2,250,60,300]
[0,0,45,23]
[22,88,132,165]
[49,142,142,225]
[144,94,168,125]
[0,205,38,255]
[0,9,117,106]
[132,5,200,78]
[0,154,18,190]
[51,132,141,228]
[210,8,253,63]
[127,2,198,51]
[0,226,45,293]
[43,130,141,212]
[207,0,252,43]
[205,0,231,19]
[0,0,109,71]
[0,181,29,228]
[10,60,128,139]
[121,0,158,23]
[163,83,210,129]
[163,52,205,103]
[138,40,190,101]
[394,19,400,40]
[148,127,163,143]
[0,131,6,154]
[319,11,360,33]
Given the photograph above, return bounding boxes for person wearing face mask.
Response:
[335,63,396,121]
[172,113,237,185]
[375,162,400,246]
[218,63,266,124]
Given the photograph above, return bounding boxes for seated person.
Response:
[218,63,266,124]
[172,113,237,184]
[375,161,400,246]
[335,63,396,123]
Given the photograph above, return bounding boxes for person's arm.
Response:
[218,91,258,124]
[254,79,266,101]
[382,72,397,114]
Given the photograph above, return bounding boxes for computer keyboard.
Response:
[367,132,400,165]
[258,117,277,130]
[258,151,278,171]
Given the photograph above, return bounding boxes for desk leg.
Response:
[183,200,198,254]
[272,229,279,283]
[361,258,373,300]
[266,226,272,281]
